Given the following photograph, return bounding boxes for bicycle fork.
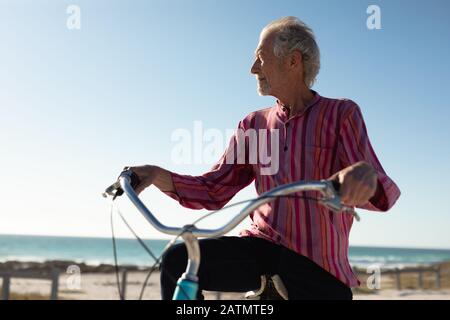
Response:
[172,229,201,300]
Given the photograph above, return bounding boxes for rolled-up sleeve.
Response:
[163,121,255,210]
[338,101,401,211]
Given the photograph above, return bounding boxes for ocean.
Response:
[1,234,450,269]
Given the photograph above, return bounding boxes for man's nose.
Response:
[251,59,260,75]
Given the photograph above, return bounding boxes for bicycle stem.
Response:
[179,231,200,282]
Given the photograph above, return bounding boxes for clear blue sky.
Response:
[1,0,449,249]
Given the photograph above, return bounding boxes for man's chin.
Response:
[257,88,270,96]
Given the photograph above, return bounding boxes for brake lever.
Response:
[102,180,122,199]
[319,180,361,222]
[102,168,141,200]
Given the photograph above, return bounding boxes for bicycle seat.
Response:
[245,274,288,300]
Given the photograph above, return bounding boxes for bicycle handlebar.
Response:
[103,169,359,238]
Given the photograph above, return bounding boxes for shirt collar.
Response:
[275,90,321,120]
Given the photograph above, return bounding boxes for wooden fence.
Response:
[0,269,60,300]
[2,265,441,300]
[355,265,441,290]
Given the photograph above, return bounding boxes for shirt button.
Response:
[285,123,289,127]
[284,146,288,151]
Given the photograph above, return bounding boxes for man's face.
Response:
[251,31,287,96]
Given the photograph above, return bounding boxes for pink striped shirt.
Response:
[164,90,401,287]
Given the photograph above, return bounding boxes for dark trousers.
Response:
[160,236,353,300]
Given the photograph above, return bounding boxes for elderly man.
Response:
[127,16,400,300]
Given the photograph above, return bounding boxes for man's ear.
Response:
[289,50,303,69]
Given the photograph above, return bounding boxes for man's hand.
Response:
[328,161,378,207]
[126,165,175,195]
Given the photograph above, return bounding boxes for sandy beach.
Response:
[2,261,450,300]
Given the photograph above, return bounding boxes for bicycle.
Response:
[103,169,360,300]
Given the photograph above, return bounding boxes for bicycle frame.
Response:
[105,169,359,300]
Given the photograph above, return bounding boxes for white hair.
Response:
[261,16,321,88]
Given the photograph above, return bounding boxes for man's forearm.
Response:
[152,166,176,193]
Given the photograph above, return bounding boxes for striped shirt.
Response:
[164,90,401,287]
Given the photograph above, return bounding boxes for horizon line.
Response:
[1,232,450,251]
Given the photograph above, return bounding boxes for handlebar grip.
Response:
[116,168,141,196]
[330,179,341,194]
[127,169,141,190]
